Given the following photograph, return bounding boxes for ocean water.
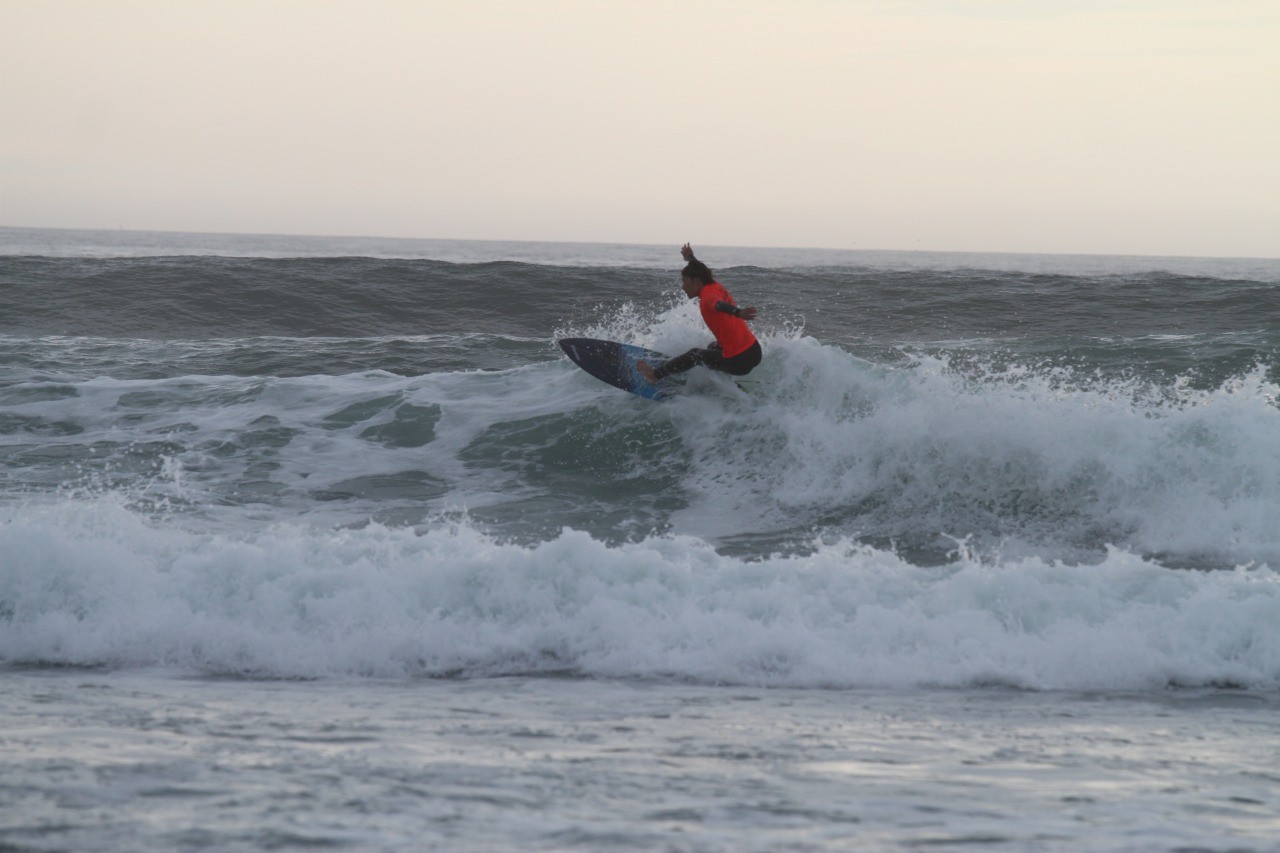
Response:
[2,226,1279,850]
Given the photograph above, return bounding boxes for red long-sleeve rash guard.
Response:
[698,282,756,357]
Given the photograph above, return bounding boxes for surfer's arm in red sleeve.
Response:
[715,300,758,321]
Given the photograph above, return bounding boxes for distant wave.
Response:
[0,255,666,338]
[6,255,1280,355]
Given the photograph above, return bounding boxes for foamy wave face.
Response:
[554,289,1280,566]
[641,330,1280,567]
[7,322,1280,568]
[2,500,1277,688]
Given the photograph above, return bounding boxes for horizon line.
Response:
[1,223,1277,264]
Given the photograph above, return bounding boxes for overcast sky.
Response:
[2,0,1277,257]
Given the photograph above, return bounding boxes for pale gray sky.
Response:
[2,0,1277,257]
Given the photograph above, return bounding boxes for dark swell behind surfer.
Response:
[637,244,761,385]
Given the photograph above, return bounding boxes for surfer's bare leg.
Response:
[637,360,658,384]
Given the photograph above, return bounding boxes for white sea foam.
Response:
[7,295,1280,691]
[586,299,1280,565]
[11,318,1280,565]
[2,498,1277,688]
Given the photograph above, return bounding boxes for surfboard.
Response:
[558,337,677,401]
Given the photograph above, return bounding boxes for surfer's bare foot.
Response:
[637,360,657,384]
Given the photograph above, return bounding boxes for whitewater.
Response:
[2,227,1278,850]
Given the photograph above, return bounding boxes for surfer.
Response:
[637,243,761,384]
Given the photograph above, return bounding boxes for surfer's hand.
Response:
[680,243,695,261]
[739,306,758,321]
[637,360,658,385]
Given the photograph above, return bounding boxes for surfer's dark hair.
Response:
[682,259,714,284]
